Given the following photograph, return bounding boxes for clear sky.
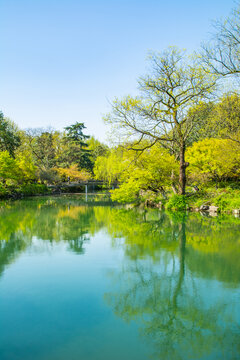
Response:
[0,0,234,142]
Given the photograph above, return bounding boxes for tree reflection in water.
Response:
[0,198,239,359]
[103,209,240,360]
[0,197,104,277]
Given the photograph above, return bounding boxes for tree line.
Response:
[0,115,108,196]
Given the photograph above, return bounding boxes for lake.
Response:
[0,195,239,360]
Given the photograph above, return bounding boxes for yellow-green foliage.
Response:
[16,151,37,182]
[94,144,178,202]
[110,178,141,203]
[186,138,240,181]
[0,151,18,182]
[55,165,92,182]
[208,93,240,142]
[0,150,37,185]
[94,148,127,184]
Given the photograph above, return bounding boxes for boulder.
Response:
[233,209,240,217]
[209,211,218,217]
[209,206,219,213]
[200,205,209,211]
[156,201,164,210]
[233,209,240,214]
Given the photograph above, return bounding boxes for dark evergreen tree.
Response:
[64,122,93,171]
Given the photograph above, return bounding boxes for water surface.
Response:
[0,195,239,360]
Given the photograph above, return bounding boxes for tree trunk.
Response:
[179,143,188,195]
[172,221,186,310]
[159,186,167,199]
[171,170,178,194]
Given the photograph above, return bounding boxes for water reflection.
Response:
[0,196,107,277]
[103,209,240,359]
[0,196,239,359]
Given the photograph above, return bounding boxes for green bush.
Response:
[110,179,140,203]
[213,191,240,211]
[166,194,188,211]
[19,184,48,195]
[0,184,8,198]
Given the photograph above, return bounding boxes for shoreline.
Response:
[1,189,239,218]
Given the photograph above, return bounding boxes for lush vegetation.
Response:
[0,114,109,198]
[1,4,240,211]
[94,4,240,212]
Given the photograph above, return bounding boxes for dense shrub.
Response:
[18,184,48,195]
[166,195,188,211]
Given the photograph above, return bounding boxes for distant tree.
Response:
[0,151,18,182]
[55,165,91,182]
[94,147,126,185]
[0,149,37,185]
[0,112,20,157]
[63,122,93,171]
[15,150,37,183]
[87,137,109,163]
[24,128,59,171]
[35,131,56,168]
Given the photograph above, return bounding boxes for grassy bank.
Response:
[140,187,240,214]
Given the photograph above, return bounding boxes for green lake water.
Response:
[0,195,239,360]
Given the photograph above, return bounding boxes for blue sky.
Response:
[0,0,234,142]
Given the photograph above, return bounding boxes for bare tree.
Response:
[201,3,240,79]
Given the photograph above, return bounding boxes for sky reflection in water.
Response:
[0,195,239,360]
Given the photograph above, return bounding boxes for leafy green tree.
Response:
[0,112,20,157]
[0,151,18,183]
[104,48,216,194]
[0,150,37,185]
[36,132,57,168]
[15,150,37,183]
[87,136,109,163]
